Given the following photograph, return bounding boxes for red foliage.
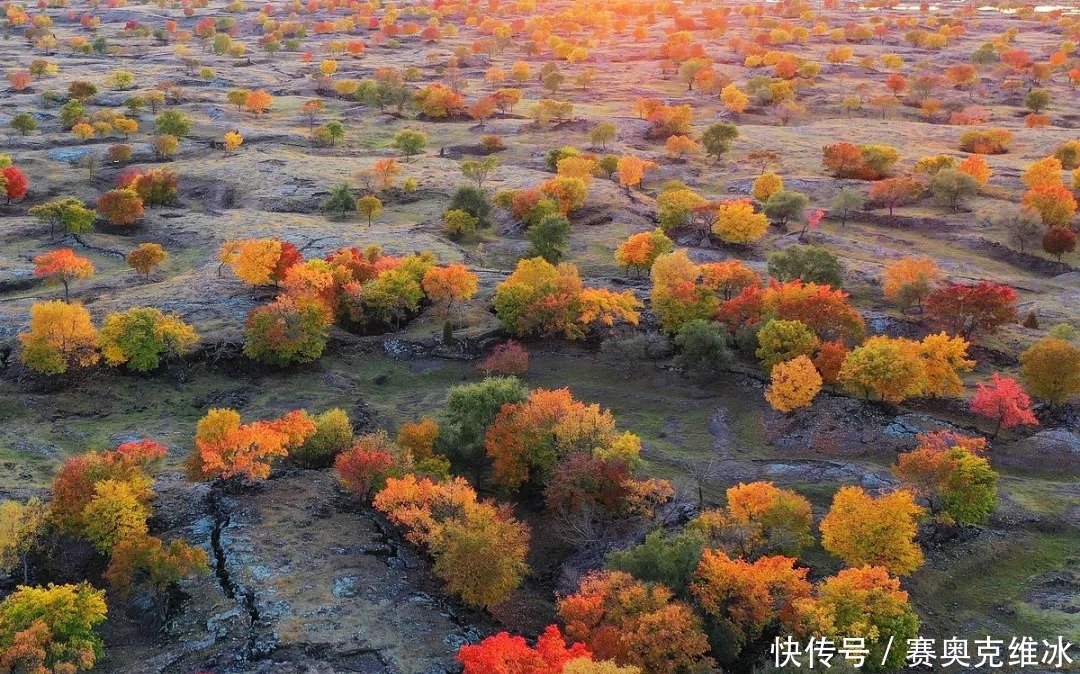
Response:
[334,443,395,498]
[2,165,30,202]
[478,341,529,376]
[971,374,1037,436]
[925,281,1018,341]
[457,625,592,674]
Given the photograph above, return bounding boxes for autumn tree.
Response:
[2,165,30,204]
[1021,184,1077,227]
[711,199,769,244]
[244,297,333,366]
[1020,336,1080,405]
[245,89,273,113]
[1043,227,1076,262]
[96,188,144,226]
[691,550,811,658]
[33,249,94,302]
[616,155,654,194]
[373,476,530,606]
[881,256,941,313]
[18,301,100,375]
[557,570,712,674]
[894,442,997,525]
[925,281,1017,340]
[838,335,925,403]
[422,264,479,315]
[485,387,618,489]
[868,177,924,216]
[820,486,924,575]
[0,583,108,672]
[765,354,822,413]
[100,307,198,372]
[790,566,919,672]
[104,535,209,623]
[126,242,168,279]
[187,408,316,482]
[493,258,586,339]
[0,498,46,583]
[429,500,531,607]
[457,626,594,674]
[615,229,674,276]
[971,374,1038,437]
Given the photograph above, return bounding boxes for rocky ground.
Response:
[96,470,484,674]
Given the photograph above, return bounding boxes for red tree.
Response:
[971,374,1038,437]
[3,165,30,203]
[457,625,592,674]
[925,281,1017,341]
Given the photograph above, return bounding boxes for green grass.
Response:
[910,531,1080,642]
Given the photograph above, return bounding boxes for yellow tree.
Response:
[839,335,926,403]
[712,199,769,244]
[765,355,823,413]
[881,256,941,313]
[918,332,975,397]
[18,301,100,374]
[819,486,925,575]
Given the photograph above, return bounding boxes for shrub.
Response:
[294,408,354,467]
[674,319,733,382]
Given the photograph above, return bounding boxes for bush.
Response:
[443,208,479,237]
[294,408,354,467]
[448,185,491,223]
[767,245,844,287]
[479,341,529,375]
[601,333,674,363]
[527,214,571,262]
[674,320,732,382]
[929,168,978,211]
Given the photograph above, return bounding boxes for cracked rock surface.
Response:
[101,470,480,674]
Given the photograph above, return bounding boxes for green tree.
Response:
[589,121,617,149]
[392,128,428,161]
[10,112,37,135]
[701,122,739,163]
[755,318,820,373]
[767,245,844,287]
[322,183,355,215]
[99,307,199,372]
[763,190,809,227]
[1024,88,1051,113]
[356,194,383,226]
[460,156,499,190]
[441,376,528,465]
[28,198,96,239]
[154,110,193,137]
[449,185,492,223]
[293,408,354,467]
[674,319,733,382]
[829,187,864,225]
[527,214,571,263]
[929,168,978,211]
